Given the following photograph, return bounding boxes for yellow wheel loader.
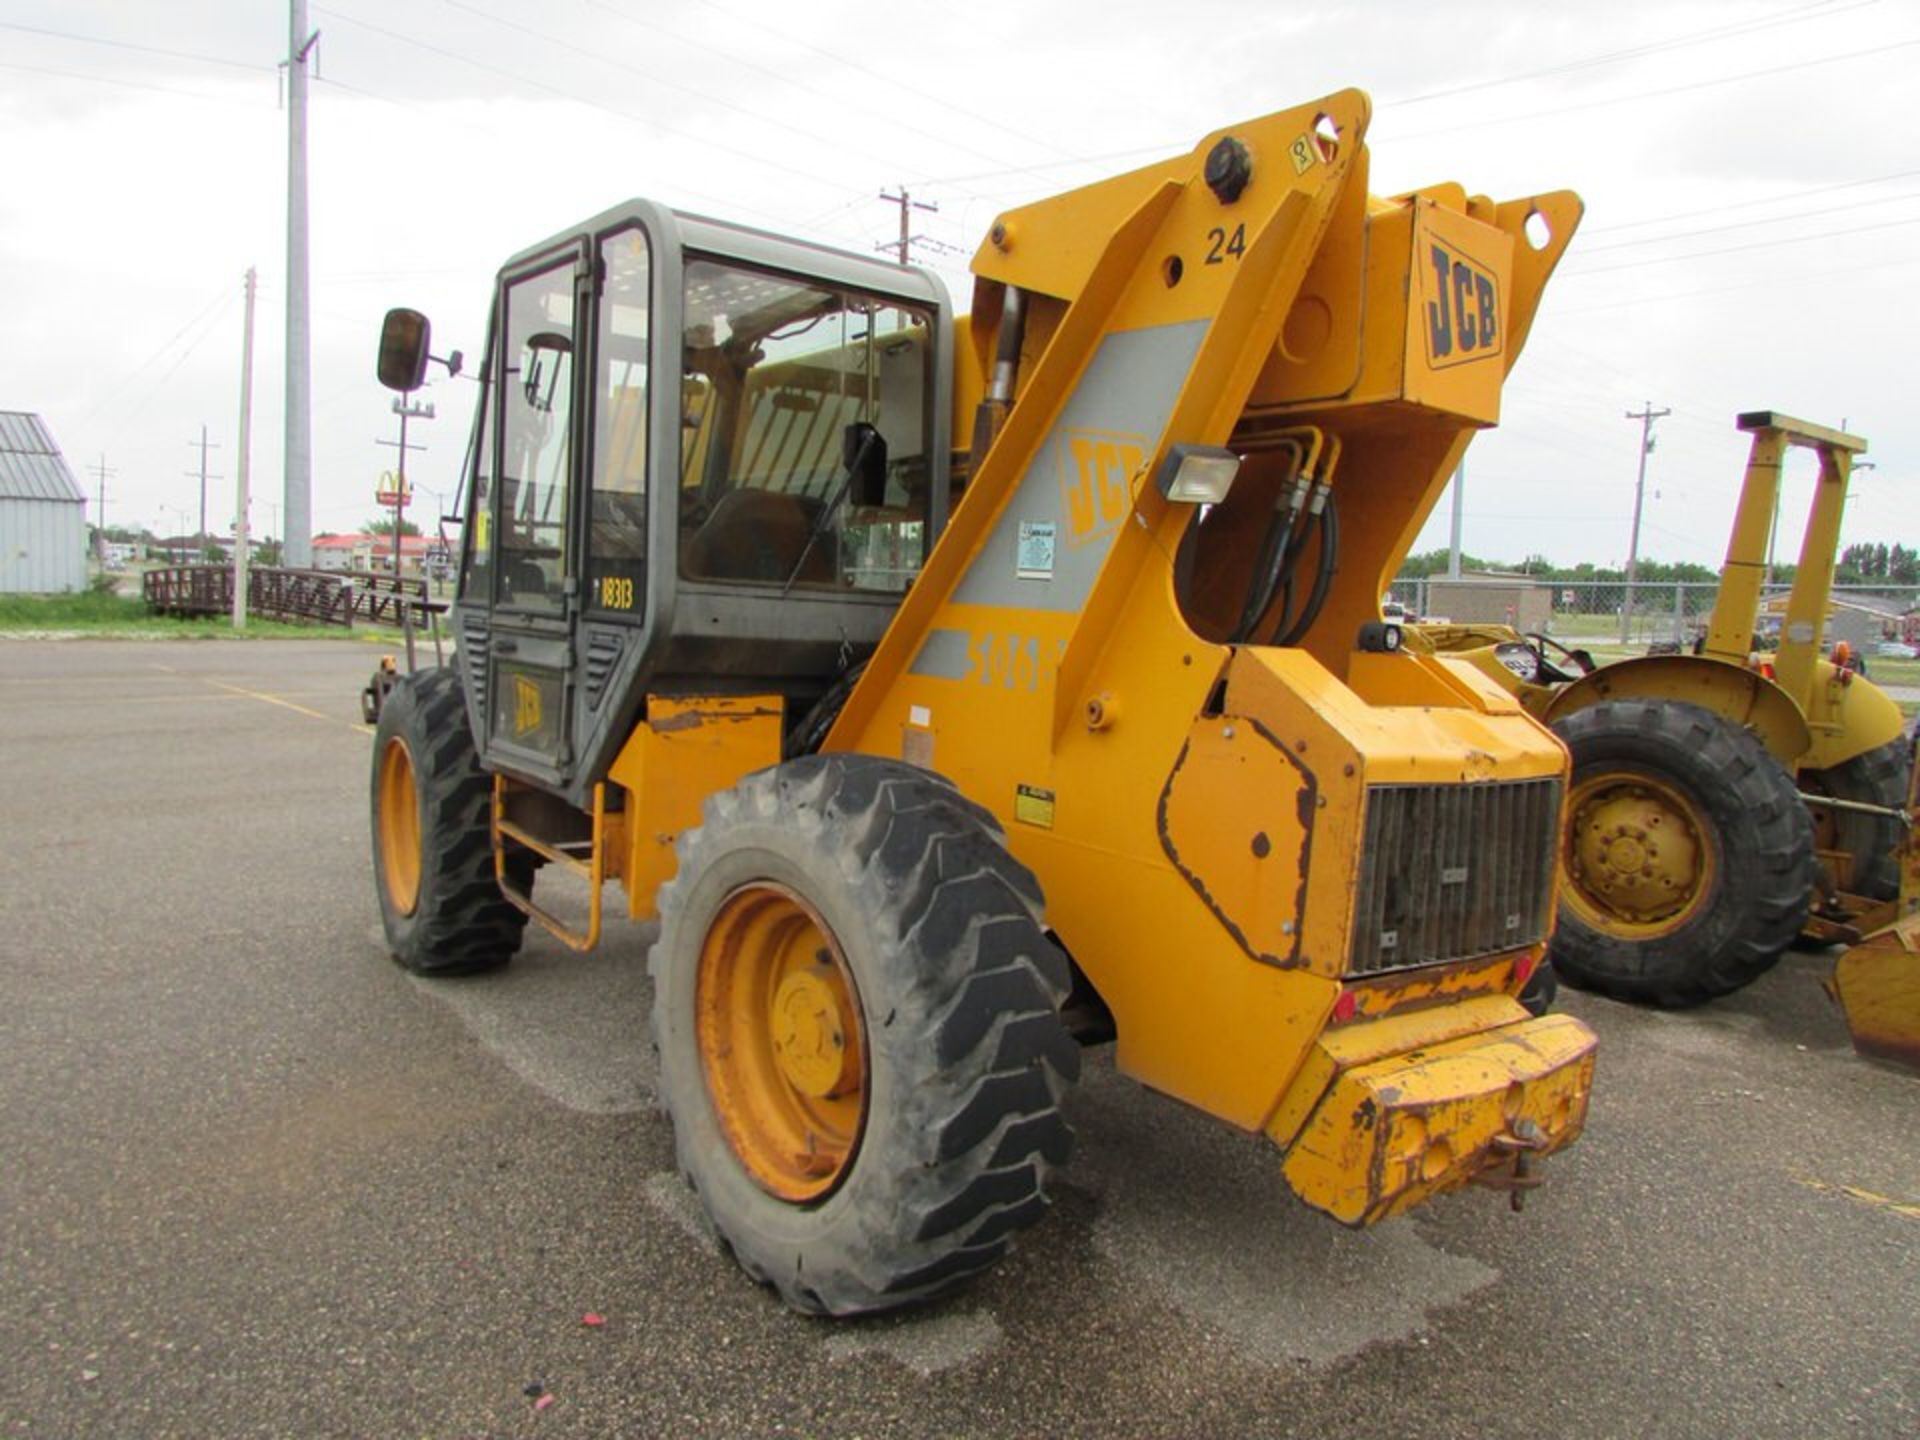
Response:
[1413,414,1918,1066]
[368,91,1601,1314]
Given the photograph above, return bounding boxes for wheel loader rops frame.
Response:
[369,91,1602,1314]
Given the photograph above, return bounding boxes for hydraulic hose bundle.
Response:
[1226,429,1341,648]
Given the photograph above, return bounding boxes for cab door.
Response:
[479,246,587,784]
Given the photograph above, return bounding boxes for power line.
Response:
[1576,189,1920,255]
[1561,214,1920,277]
[427,0,929,181]
[904,6,1897,189]
[1385,0,1872,106]
[312,2,855,193]
[83,286,240,434]
[0,19,265,72]
[581,0,1056,181]
[678,0,1084,165]
[1381,37,1920,145]
[1584,166,1920,235]
[1549,252,1920,316]
[0,59,259,106]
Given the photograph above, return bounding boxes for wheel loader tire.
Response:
[1518,961,1558,1017]
[370,667,528,975]
[1549,699,1816,1007]
[1801,737,1909,902]
[649,754,1078,1315]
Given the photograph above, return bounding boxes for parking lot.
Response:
[1,638,1915,1439]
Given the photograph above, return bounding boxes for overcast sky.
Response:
[2,0,1915,570]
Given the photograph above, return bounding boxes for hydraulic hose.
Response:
[1230,472,1311,643]
[1275,489,1339,648]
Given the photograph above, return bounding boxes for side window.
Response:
[460,334,495,602]
[589,226,650,617]
[497,261,576,610]
[678,259,933,592]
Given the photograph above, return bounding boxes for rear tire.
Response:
[1549,700,1815,1007]
[1801,737,1908,901]
[650,754,1078,1315]
[370,668,527,975]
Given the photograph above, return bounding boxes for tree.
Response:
[366,515,422,537]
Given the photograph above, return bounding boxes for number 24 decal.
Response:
[1204,224,1245,265]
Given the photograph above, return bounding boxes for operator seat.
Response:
[682,487,834,585]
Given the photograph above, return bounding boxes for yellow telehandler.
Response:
[368,90,1600,1314]
[1412,414,1918,1067]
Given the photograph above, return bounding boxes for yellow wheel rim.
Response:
[1563,769,1715,940]
[696,883,867,1202]
[377,737,423,917]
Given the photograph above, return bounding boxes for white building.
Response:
[0,412,87,594]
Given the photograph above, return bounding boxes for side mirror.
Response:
[378,308,431,392]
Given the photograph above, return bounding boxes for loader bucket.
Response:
[1830,912,1920,1071]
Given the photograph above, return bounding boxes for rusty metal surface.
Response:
[1831,915,1920,1070]
[142,565,444,630]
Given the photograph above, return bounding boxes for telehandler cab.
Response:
[369,90,1599,1314]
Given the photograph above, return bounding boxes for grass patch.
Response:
[0,591,364,639]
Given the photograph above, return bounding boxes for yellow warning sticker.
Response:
[1014,784,1055,829]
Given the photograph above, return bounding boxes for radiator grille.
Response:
[460,612,490,729]
[584,628,624,710]
[1348,778,1562,976]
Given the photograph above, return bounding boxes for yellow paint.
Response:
[1281,1010,1596,1225]
[1830,910,1920,1071]
[493,777,609,953]
[805,96,1597,1221]
[1562,768,1713,939]
[606,695,784,921]
[376,737,422,917]
[697,881,866,1201]
[1542,654,1814,765]
[1795,1176,1920,1221]
[512,674,542,738]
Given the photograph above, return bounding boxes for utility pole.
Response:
[1447,460,1465,579]
[87,455,116,564]
[377,396,433,577]
[1621,401,1670,644]
[877,188,938,266]
[283,0,319,568]
[187,425,221,561]
[235,266,258,630]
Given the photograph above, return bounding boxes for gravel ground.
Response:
[1,637,1914,1439]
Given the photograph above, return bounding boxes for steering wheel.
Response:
[1524,632,1596,682]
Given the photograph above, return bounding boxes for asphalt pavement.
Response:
[1,637,1914,1439]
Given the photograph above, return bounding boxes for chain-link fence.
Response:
[1387,576,1920,662]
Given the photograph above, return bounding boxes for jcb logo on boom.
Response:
[1422,240,1503,369]
[1060,430,1146,547]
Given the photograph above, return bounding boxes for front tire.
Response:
[370,668,527,975]
[650,755,1078,1315]
[1549,700,1815,1006]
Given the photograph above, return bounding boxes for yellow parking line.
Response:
[1796,1176,1920,1220]
[203,678,374,737]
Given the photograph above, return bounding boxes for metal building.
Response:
[0,412,87,593]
